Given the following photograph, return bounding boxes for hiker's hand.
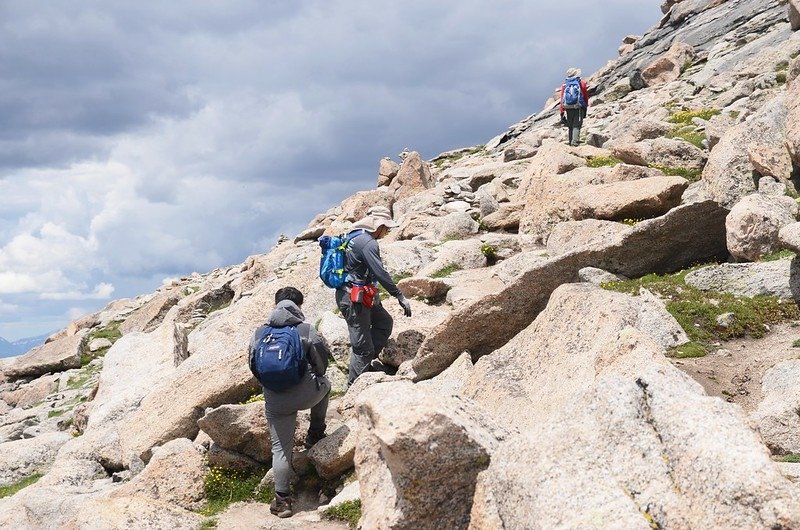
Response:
[581,108,587,119]
[397,295,412,317]
[560,113,567,126]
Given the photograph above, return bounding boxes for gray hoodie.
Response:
[344,231,401,298]
[248,300,330,377]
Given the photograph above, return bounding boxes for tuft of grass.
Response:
[776,61,790,72]
[649,164,702,182]
[481,243,498,265]
[793,339,800,348]
[0,473,43,498]
[777,71,788,84]
[778,454,800,463]
[761,250,795,262]
[666,127,706,149]
[673,342,708,358]
[82,321,124,365]
[586,155,623,168]
[620,218,642,226]
[430,264,461,279]
[198,518,218,530]
[323,500,362,529]
[602,267,800,353]
[431,146,485,168]
[48,409,66,419]
[241,392,264,404]
[200,466,271,517]
[668,108,720,124]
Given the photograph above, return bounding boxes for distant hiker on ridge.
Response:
[248,286,331,519]
[336,206,412,386]
[560,67,590,146]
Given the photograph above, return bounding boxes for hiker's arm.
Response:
[363,239,401,297]
[559,84,565,114]
[581,81,590,108]
[307,327,330,376]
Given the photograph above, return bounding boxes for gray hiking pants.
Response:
[566,107,585,145]
[264,370,330,493]
[336,287,393,386]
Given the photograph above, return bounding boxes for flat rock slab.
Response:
[571,176,689,221]
[3,335,83,382]
[685,259,800,299]
[411,201,728,380]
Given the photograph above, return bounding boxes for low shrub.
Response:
[586,155,623,168]
[200,466,271,516]
[648,164,702,182]
[668,108,720,124]
[323,500,362,529]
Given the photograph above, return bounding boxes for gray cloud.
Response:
[0,0,661,339]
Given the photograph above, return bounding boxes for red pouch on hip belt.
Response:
[350,284,378,308]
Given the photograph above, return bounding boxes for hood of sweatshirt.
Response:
[267,300,305,327]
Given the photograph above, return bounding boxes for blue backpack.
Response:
[318,229,366,288]
[562,77,585,108]
[250,325,306,391]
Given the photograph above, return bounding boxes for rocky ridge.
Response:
[3,0,800,528]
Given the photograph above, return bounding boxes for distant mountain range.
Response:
[0,333,50,358]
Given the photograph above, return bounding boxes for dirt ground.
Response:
[673,321,800,414]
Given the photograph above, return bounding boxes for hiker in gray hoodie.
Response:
[249,286,331,518]
[337,206,412,386]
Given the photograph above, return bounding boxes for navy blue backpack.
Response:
[250,325,306,391]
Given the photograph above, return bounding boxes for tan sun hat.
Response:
[351,206,399,232]
[566,67,581,78]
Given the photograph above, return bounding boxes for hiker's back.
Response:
[562,77,585,108]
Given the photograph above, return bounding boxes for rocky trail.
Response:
[4,0,800,528]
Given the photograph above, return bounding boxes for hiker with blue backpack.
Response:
[560,67,590,146]
[248,286,331,518]
[319,206,412,386]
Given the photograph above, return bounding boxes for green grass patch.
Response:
[88,321,123,342]
[431,146,485,168]
[67,362,101,390]
[648,164,702,182]
[778,453,800,463]
[776,60,790,72]
[602,267,800,353]
[0,473,43,499]
[184,286,201,296]
[207,299,232,315]
[241,392,264,404]
[668,108,720,124]
[665,126,706,149]
[322,500,362,529]
[777,71,788,84]
[198,518,218,530]
[620,218,642,226]
[430,264,461,279]
[761,250,795,262]
[200,466,271,517]
[586,155,623,168]
[48,409,66,418]
[793,339,800,348]
[673,342,708,358]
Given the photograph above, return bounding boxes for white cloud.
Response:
[41,282,114,301]
[0,300,19,314]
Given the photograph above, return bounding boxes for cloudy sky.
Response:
[0,0,660,341]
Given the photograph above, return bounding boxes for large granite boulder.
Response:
[641,41,696,86]
[2,335,83,382]
[196,402,271,463]
[546,220,630,256]
[112,438,208,511]
[706,96,788,208]
[571,176,689,221]
[463,284,800,529]
[391,151,434,201]
[754,360,800,454]
[726,193,798,261]
[685,259,800,299]
[609,137,707,171]
[355,381,508,530]
[0,432,71,487]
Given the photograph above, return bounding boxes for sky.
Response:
[0,0,661,341]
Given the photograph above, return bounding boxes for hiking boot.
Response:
[305,427,326,449]
[369,358,388,373]
[270,493,293,518]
